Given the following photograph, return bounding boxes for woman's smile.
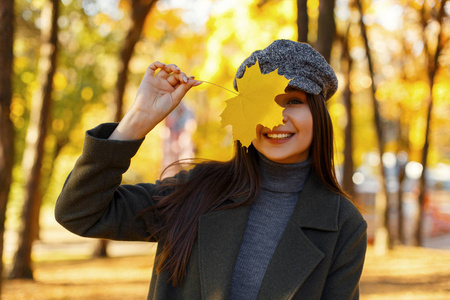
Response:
[263,131,295,144]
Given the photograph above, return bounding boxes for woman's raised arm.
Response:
[109,62,201,141]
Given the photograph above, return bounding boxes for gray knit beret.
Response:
[233,39,338,100]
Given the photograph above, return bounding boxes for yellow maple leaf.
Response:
[220,60,289,147]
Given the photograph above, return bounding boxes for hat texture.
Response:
[233,39,338,100]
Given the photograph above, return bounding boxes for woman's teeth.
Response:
[266,133,293,139]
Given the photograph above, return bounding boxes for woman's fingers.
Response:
[143,62,202,104]
[167,71,189,86]
[147,62,190,87]
[146,61,166,76]
[171,78,202,104]
[156,63,181,79]
[145,62,181,82]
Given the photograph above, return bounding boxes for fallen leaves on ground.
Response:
[3,245,450,299]
[360,246,450,299]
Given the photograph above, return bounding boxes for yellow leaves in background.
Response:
[10,96,26,129]
[142,8,184,42]
[373,75,450,162]
[53,73,67,91]
[433,81,450,106]
[375,79,429,114]
[81,87,94,101]
[220,60,288,147]
[199,0,296,82]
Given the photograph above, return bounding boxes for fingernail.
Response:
[175,66,181,71]
[183,76,188,83]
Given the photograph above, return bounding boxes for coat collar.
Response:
[291,169,340,231]
[197,170,340,299]
[229,169,340,231]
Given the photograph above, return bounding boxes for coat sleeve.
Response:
[54,123,167,242]
[321,206,368,300]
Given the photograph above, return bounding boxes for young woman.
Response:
[55,40,367,300]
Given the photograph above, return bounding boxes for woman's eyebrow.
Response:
[284,90,307,101]
[285,87,306,95]
[285,87,297,92]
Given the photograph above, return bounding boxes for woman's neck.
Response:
[257,151,311,193]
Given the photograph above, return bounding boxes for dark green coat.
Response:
[55,123,367,300]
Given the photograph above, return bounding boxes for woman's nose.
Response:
[282,111,288,124]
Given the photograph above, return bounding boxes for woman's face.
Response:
[252,89,313,164]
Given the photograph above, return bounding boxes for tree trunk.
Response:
[341,26,354,197]
[355,0,391,252]
[396,150,407,244]
[0,0,15,294]
[95,0,158,258]
[9,0,59,279]
[315,0,336,62]
[296,0,308,43]
[113,0,158,122]
[395,34,413,245]
[416,0,447,246]
[94,239,109,257]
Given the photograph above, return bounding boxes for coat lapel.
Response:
[197,171,340,299]
[258,171,340,299]
[257,221,325,299]
[198,204,251,299]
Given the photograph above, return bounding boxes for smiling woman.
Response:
[55,39,367,300]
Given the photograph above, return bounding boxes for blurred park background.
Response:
[0,0,449,298]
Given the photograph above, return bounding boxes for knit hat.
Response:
[233,39,338,100]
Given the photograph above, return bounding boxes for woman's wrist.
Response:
[108,110,159,141]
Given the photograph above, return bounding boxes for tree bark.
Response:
[0,0,15,295]
[95,0,158,258]
[113,0,158,122]
[396,37,411,245]
[9,0,59,279]
[315,0,336,62]
[296,0,308,43]
[355,0,391,251]
[416,0,447,246]
[396,150,407,244]
[341,27,354,197]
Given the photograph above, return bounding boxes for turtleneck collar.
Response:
[257,151,312,193]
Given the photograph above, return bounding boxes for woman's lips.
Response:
[265,133,294,139]
[263,132,294,143]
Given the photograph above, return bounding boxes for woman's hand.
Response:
[109,62,201,140]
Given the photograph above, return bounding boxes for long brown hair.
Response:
[141,142,260,286]
[140,92,349,286]
[307,93,351,199]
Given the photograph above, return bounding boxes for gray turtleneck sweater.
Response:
[229,152,311,300]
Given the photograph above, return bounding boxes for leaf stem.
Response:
[199,80,239,95]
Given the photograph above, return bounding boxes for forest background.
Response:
[0,0,449,298]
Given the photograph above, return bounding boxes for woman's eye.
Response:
[287,98,303,105]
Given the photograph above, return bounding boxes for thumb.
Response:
[171,79,201,104]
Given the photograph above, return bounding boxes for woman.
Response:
[55,40,367,300]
